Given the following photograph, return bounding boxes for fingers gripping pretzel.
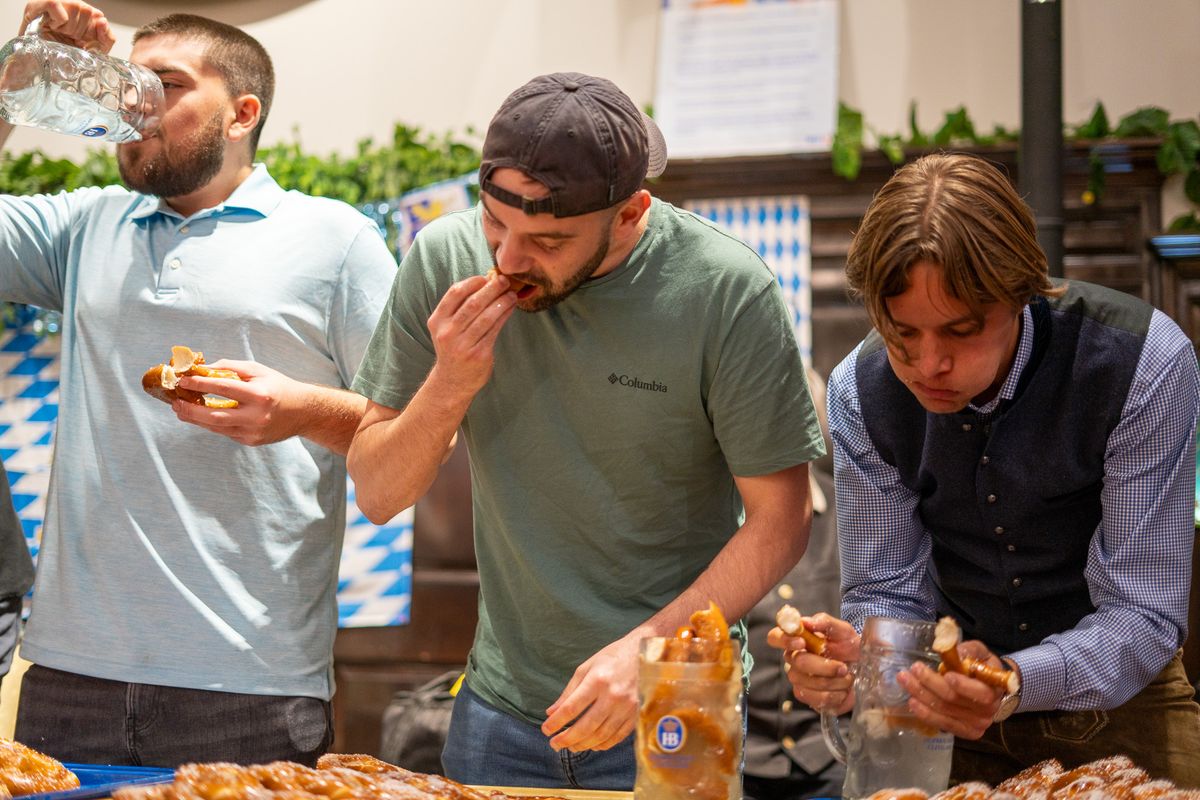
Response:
[775,604,827,655]
[142,346,242,409]
[933,617,1019,694]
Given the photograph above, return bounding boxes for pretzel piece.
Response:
[933,617,1019,693]
[775,604,827,655]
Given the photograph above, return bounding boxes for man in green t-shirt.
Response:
[349,72,825,789]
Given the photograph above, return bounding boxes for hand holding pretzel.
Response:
[425,271,518,399]
[172,359,309,446]
[767,610,859,715]
[895,617,1012,739]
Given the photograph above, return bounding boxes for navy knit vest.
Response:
[855,281,1152,653]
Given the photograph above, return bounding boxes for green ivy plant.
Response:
[831,101,1200,233]
[0,122,482,331]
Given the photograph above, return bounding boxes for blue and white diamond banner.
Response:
[0,321,412,629]
[684,195,812,362]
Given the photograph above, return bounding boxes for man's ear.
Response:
[614,189,652,233]
[227,94,262,145]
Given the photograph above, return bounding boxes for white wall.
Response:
[2,0,1197,216]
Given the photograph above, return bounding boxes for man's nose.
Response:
[493,238,528,273]
[913,340,951,377]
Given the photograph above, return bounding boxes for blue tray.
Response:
[22,764,175,800]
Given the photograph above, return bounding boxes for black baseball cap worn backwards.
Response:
[479,72,668,218]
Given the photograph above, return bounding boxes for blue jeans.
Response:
[15,665,333,767]
[442,680,636,789]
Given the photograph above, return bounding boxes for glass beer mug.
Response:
[820,617,953,800]
[636,637,743,800]
[0,14,163,141]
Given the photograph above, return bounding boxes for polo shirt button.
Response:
[962,423,973,432]
[1012,577,1023,588]
[994,526,1004,535]
[781,700,793,713]
[782,736,796,749]
[987,494,997,504]
[1019,623,1029,631]
[980,456,990,465]
[168,258,181,270]
[777,584,794,600]
[180,225,190,234]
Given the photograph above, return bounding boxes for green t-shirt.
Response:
[354,198,825,724]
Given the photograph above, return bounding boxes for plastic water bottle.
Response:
[0,15,162,142]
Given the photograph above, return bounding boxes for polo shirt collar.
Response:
[128,163,284,223]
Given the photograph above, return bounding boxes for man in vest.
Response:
[770,153,1200,786]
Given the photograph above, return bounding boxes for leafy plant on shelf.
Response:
[0,122,482,331]
[831,100,1200,233]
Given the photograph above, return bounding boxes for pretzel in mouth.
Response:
[487,266,537,300]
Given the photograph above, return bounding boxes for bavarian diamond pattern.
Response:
[684,196,812,362]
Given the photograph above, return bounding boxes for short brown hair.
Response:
[845,153,1062,347]
[134,15,274,154]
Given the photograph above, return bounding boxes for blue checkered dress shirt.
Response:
[829,305,1198,713]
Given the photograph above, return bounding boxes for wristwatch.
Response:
[992,658,1022,722]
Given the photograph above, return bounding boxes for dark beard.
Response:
[117,111,226,199]
[517,230,612,313]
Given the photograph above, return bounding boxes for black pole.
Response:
[1020,0,1064,278]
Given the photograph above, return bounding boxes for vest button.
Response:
[1007,544,1016,552]
[781,700,793,713]
[782,736,797,749]
[1019,623,1029,632]
[962,423,973,432]
[987,494,997,504]
[980,456,990,465]
[1012,577,1023,588]
[994,526,1005,535]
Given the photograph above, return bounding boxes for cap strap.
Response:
[481,179,555,217]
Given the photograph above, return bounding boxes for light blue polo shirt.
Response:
[0,165,397,699]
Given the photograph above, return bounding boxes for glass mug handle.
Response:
[820,708,847,764]
[23,13,43,37]
[819,661,857,765]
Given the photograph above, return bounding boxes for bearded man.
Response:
[348,73,825,789]
[0,1,396,766]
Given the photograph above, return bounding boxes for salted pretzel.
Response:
[775,603,828,655]
[862,755,1194,800]
[0,737,80,797]
[116,756,526,800]
[933,616,1019,693]
[142,346,241,409]
[866,791,931,800]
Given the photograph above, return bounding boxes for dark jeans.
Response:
[952,651,1200,789]
[15,665,333,767]
[443,680,637,789]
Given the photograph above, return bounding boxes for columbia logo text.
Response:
[609,374,668,393]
